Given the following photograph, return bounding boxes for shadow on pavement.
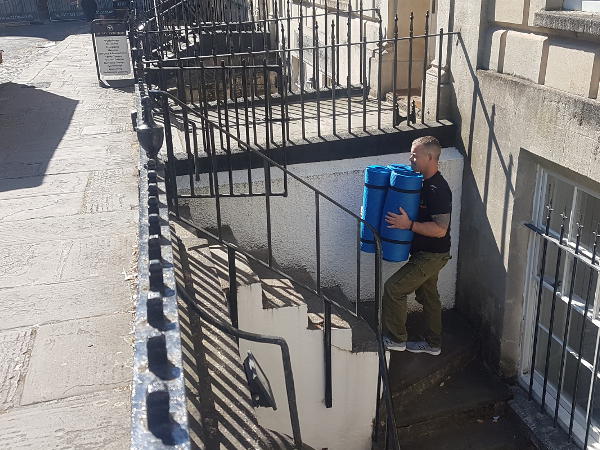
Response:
[0,21,87,42]
[0,82,78,192]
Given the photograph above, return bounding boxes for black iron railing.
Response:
[525,205,600,448]
[133,0,458,143]
[131,87,190,449]
[150,87,400,449]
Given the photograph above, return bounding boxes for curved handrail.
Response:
[176,282,303,448]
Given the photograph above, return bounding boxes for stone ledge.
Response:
[534,9,600,38]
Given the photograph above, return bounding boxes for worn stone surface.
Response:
[0,234,136,288]
[0,22,137,446]
[21,314,132,405]
[0,209,137,244]
[0,387,131,449]
[0,329,35,411]
[534,9,600,37]
[0,279,133,331]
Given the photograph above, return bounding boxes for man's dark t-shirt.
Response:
[411,171,452,253]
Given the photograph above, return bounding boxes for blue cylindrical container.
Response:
[360,165,392,253]
[379,168,423,262]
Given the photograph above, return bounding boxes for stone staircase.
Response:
[205,227,381,450]
[171,218,381,449]
[385,311,536,450]
[171,220,304,449]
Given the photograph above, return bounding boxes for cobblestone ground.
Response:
[0,22,137,448]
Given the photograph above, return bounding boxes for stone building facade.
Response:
[427,0,600,444]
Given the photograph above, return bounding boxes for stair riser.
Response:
[393,348,477,404]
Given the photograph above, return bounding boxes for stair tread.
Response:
[399,413,534,450]
[395,361,512,428]
[389,309,478,401]
[246,251,379,353]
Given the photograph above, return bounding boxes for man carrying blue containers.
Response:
[382,136,452,356]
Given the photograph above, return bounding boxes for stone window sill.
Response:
[533,9,600,37]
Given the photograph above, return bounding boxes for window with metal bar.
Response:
[523,167,600,448]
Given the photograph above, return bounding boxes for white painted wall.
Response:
[235,282,380,450]
[182,148,463,311]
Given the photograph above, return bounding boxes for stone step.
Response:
[394,361,513,442]
[207,243,355,352]
[388,309,479,405]
[397,410,535,450]
[170,220,301,449]
[201,225,378,354]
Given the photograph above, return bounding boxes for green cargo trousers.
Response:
[382,251,451,347]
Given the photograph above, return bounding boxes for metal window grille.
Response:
[522,167,600,448]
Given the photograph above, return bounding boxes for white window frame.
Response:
[520,165,600,447]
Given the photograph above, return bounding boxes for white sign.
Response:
[95,35,132,76]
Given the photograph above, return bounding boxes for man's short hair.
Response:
[412,136,442,160]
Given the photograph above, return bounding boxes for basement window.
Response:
[521,167,600,447]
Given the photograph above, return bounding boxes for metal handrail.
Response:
[176,281,303,448]
[149,88,400,448]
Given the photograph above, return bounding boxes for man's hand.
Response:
[385,207,412,230]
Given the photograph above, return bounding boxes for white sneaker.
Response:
[406,341,441,355]
[383,336,406,352]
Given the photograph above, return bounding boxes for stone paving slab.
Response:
[80,167,138,214]
[0,234,136,288]
[0,210,137,243]
[0,150,135,178]
[20,314,132,405]
[1,136,135,164]
[0,172,90,199]
[0,278,133,331]
[0,386,131,449]
[0,175,137,220]
[0,192,84,222]
[0,328,35,412]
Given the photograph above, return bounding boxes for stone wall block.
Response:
[503,31,549,83]
[493,0,526,24]
[544,40,600,98]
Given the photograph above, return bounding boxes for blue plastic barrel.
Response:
[360,165,392,253]
[379,168,423,262]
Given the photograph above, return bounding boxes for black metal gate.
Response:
[0,0,40,23]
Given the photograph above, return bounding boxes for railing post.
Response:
[541,211,568,411]
[324,301,332,408]
[571,226,599,439]
[528,202,553,400]
[227,246,239,329]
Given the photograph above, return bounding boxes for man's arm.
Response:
[385,208,449,238]
[412,213,450,238]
